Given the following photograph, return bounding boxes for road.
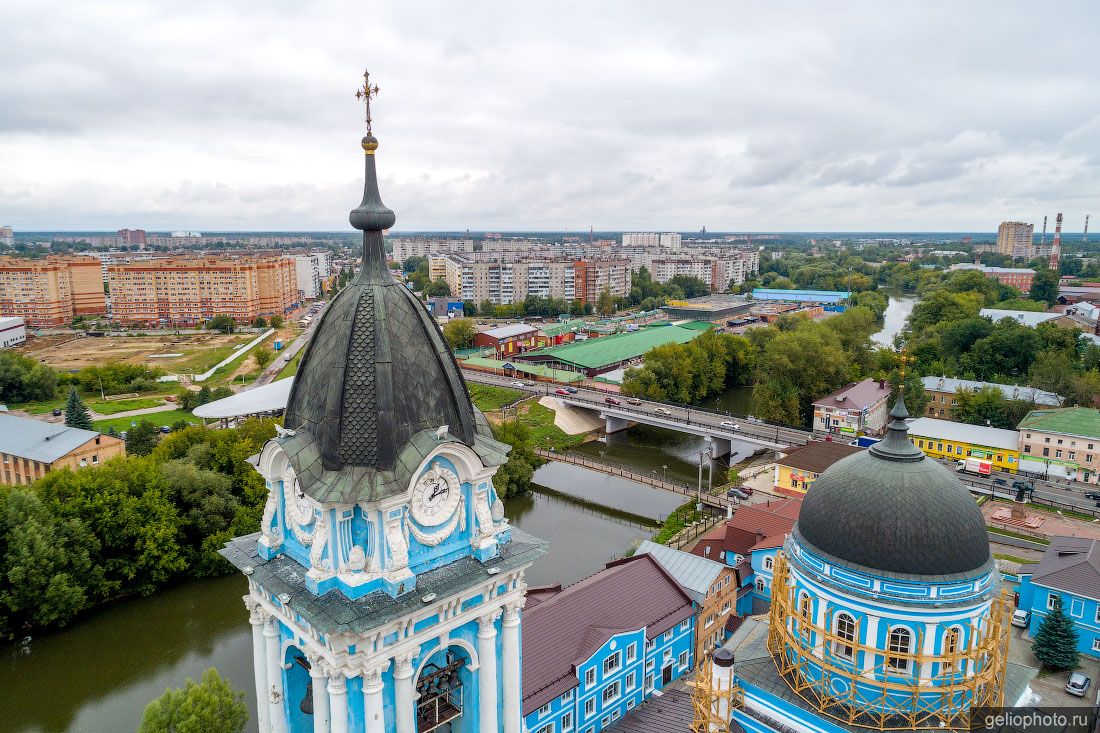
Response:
[253,303,327,387]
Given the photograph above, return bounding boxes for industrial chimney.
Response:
[1049,213,1063,270]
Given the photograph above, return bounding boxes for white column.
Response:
[264,617,287,733]
[502,602,524,733]
[248,602,271,733]
[362,662,390,733]
[309,660,330,733]
[394,652,417,733]
[327,672,349,733]
[478,611,502,733]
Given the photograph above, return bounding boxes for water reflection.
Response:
[873,294,917,347]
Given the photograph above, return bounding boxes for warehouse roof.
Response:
[979,308,1061,327]
[517,324,703,370]
[906,416,1018,451]
[0,413,109,463]
[481,323,539,340]
[751,288,850,304]
[1018,407,1100,440]
[921,376,1062,407]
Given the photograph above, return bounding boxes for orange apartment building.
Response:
[107,255,299,326]
[0,414,125,486]
[0,256,106,327]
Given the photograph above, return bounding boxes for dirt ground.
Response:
[19,332,250,372]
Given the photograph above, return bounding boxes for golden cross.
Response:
[355,69,381,134]
[897,348,914,388]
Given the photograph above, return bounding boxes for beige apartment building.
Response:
[0,414,126,486]
[435,255,630,305]
[0,255,106,327]
[108,255,298,326]
[996,221,1034,259]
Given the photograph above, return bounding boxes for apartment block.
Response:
[293,251,330,299]
[996,221,1034,259]
[436,254,629,305]
[622,232,682,251]
[389,238,474,262]
[108,255,299,326]
[0,255,107,327]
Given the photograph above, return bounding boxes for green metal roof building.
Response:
[1018,407,1100,439]
[514,323,709,376]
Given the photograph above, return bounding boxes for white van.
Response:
[1011,609,1030,628]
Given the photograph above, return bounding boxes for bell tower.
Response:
[221,71,546,733]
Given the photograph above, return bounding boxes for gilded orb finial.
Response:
[355,69,381,136]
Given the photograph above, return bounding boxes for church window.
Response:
[798,592,812,634]
[833,613,856,660]
[887,627,912,672]
[943,627,960,673]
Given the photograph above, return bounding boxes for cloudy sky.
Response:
[1,1,1097,232]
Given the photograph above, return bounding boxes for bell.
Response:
[300,681,314,715]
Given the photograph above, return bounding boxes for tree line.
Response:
[0,419,276,638]
[0,352,166,405]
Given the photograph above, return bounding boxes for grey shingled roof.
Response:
[0,413,105,463]
[796,399,993,580]
[1028,536,1100,600]
[218,529,546,635]
[636,540,726,605]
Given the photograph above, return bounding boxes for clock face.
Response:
[410,466,461,527]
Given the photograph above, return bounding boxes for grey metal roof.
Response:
[920,376,1062,407]
[906,416,1019,451]
[282,136,481,501]
[796,399,993,580]
[0,413,104,463]
[979,308,1061,327]
[193,377,293,418]
[481,323,538,339]
[1028,536,1100,600]
[635,540,726,605]
[218,529,546,635]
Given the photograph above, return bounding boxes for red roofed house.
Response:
[521,554,696,733]
[691,498,802,616]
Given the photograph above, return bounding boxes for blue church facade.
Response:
[1016,535,1100,660]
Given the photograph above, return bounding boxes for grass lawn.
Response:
[89,397,167,415]
[276,348,305,380]
[516,402,586,452]
[993,552,1034,565]
[469,384,524,412]
[173,336,255,373]
[92,409,197,435]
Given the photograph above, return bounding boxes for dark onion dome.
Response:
[793,397,993,580]
[283,132,478,484]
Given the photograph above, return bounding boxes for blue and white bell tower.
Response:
[221,72,545,733]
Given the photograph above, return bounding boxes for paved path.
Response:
[253,304,327,387]
[90,403,179,420]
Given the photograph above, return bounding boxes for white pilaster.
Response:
[394,652,418,733]
[502,601,524,733]
[362,661,390,733]
[478,611,502,733]
[309,660,330,733]
[327,672,349,733]
[248,602,271,733]
[264,617,287,733]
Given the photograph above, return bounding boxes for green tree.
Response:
[253,347,274,370]
[0,351,58,404]
[269,314,284,329]
[139,667,247,733]
[666,275,710,298]
[206,314,236,334]
[425,279,451,297]
[491,419,538,498]
[461,300,477,317]
[479,299,496,318]
[596,286,615,317]
[63,387,93,430]
[442,318,478,350]
[1029,268,1060,307]
[126,421,162,456]
[752,322,851,425]
[1032,595,1080,671]
[251,316,267,329]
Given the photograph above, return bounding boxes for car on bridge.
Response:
[1086,492,1100,501]
[605,397,621,406]
[654,407,671,415]
[555,388,570,395]
[626,398,642,405]
[564,387,579,393]
[727,487,751,500]
[720,421,739,429]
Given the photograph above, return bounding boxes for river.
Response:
[0,463,681,733]
[873,292,917,347]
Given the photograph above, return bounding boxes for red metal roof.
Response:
[521,554,695,715]
[690,498,802,560]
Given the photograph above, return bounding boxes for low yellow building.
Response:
[0,413,125,485]
[906,416,1020,473]
[773,441,864,495]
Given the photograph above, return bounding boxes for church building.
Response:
[220,74,546,733]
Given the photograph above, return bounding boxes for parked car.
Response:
[160,426,171,434]
[654,407,671,415]
[565,387,579,394]
[1011,609,1030,628]
[626,398,642,406]
[1086,492,1100,501]
[522,381,535,387]
[51,408,62,416]
[727,488,750,500]
[510,380,526,387]
[720,421,739,429]
[1066,672,1092,697]
[555,388,570,395]
[605,397,621,406]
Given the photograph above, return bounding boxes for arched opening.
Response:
[416,644,476,733]
[887,626,912,673]
[764,556,774,571]
[797,592,813,642]
[283,645,313,733]
[943,626,962,674]
[833,613,856,660]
